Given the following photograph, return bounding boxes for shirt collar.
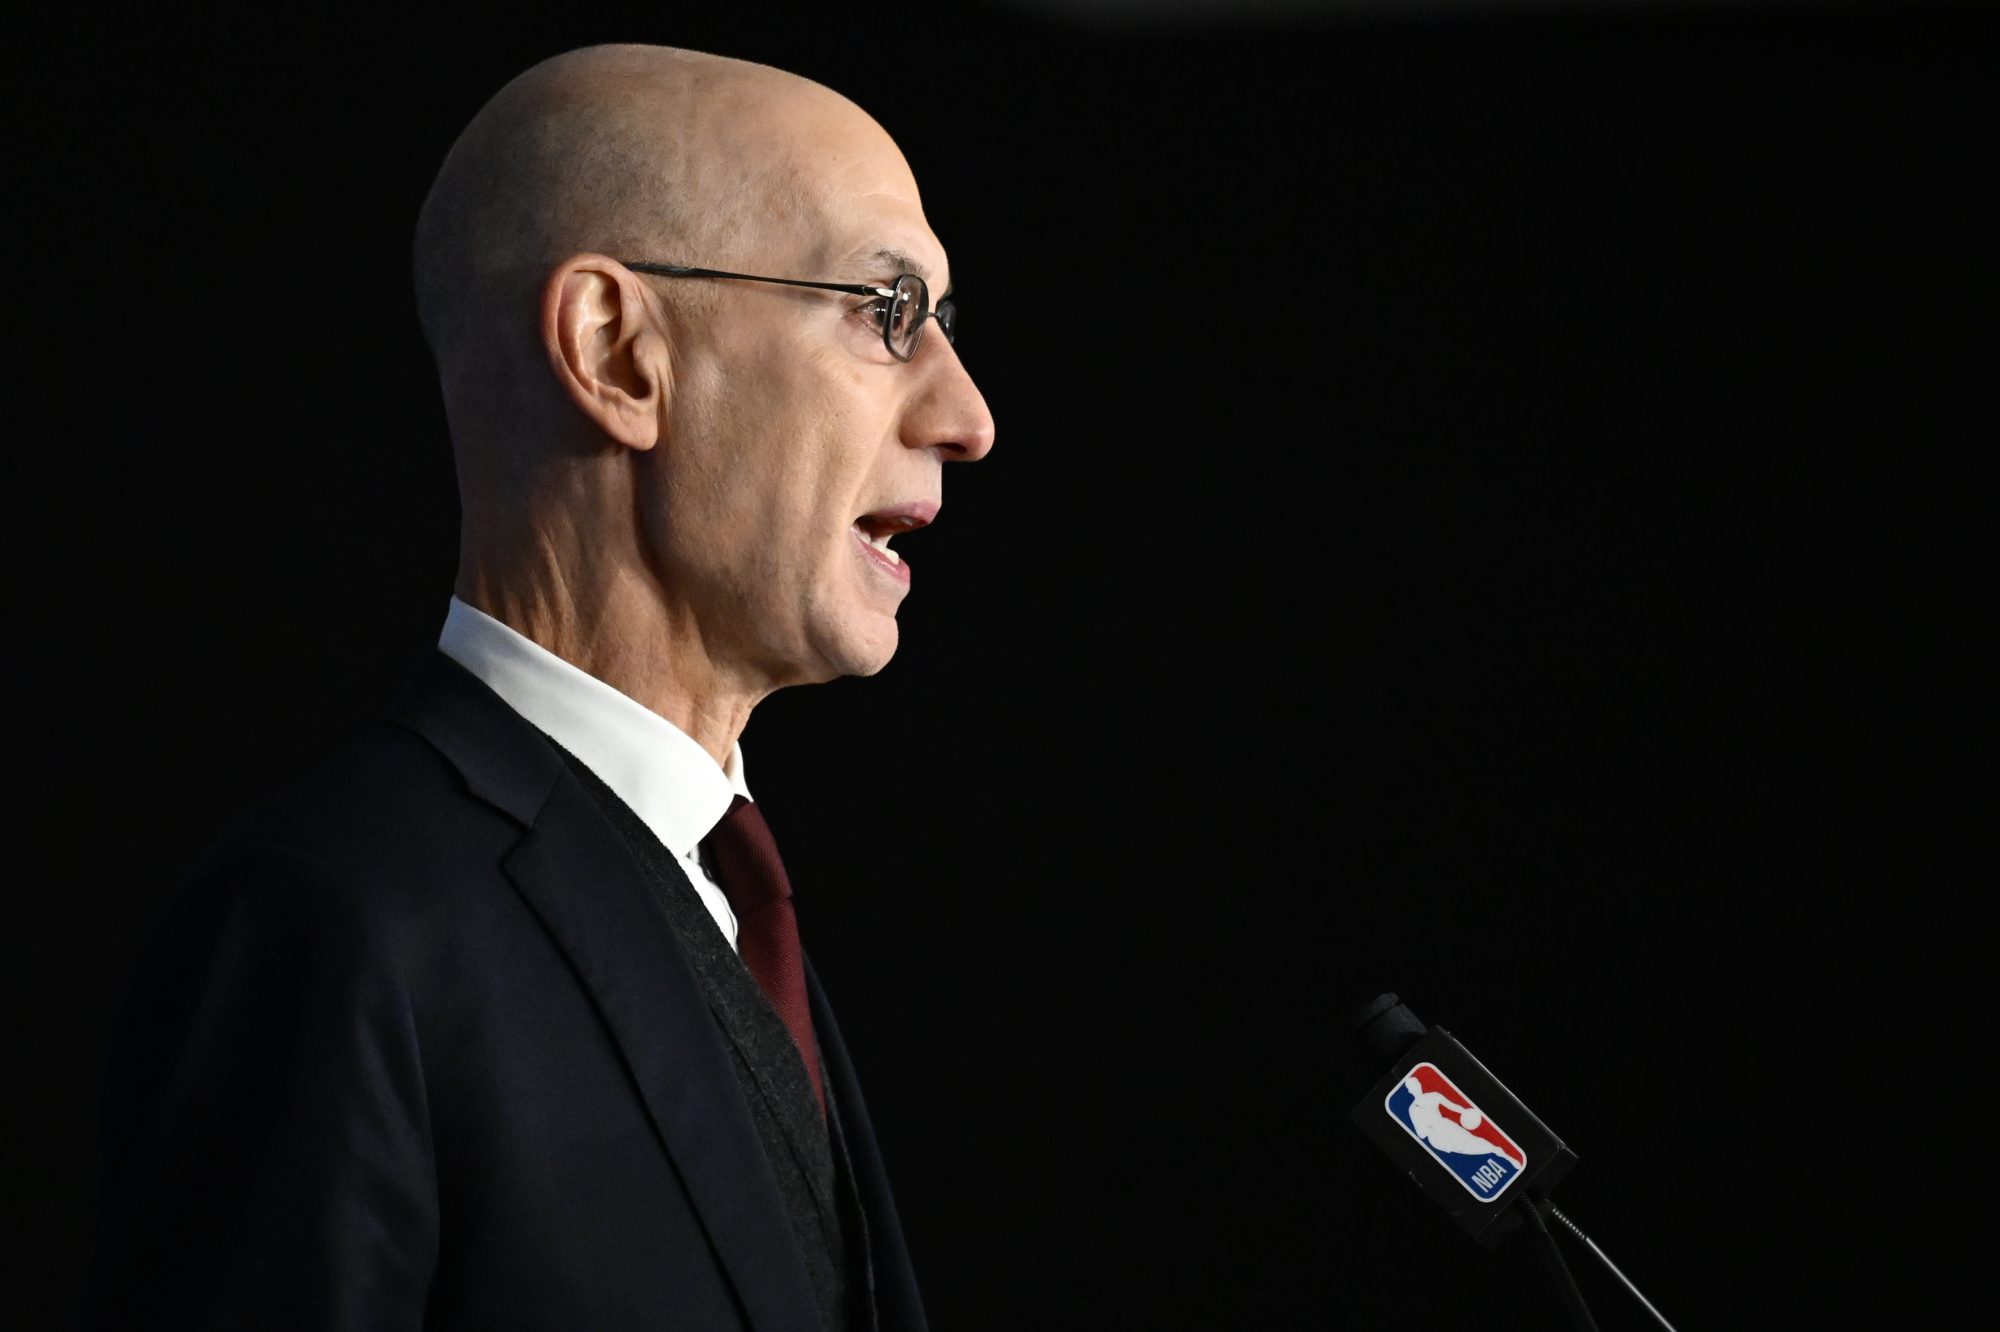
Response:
[437,596,749,858]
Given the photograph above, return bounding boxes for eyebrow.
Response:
[851,246,951,296]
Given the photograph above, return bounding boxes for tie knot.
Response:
[700,795,792,915]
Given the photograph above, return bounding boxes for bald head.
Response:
[413,44,989,733]
[413,44,902,395]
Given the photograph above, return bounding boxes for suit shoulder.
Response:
[190,719,521,931]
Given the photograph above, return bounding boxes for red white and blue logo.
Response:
[1385,1062,1528,1203]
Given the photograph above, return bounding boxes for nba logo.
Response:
[1385,1062,1528,1203]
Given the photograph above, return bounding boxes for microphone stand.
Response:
[1533,1196,1679,1332]
[1523,1192,1599,1331]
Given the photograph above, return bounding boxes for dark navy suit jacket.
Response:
[84,652,926,1331]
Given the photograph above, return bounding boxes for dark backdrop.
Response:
[13,1,1988,1327]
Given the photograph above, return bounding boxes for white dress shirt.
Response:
[437,596,751,951]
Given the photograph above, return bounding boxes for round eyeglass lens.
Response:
[935,296,956,344]
[887,273,928,360]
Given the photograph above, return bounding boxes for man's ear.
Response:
[541,254,671,451]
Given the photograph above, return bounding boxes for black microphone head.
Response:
[1352,992,1429,1067]
[1348,995,1580,1246]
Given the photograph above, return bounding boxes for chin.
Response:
[844,631,900,679]
[817,617,900,680]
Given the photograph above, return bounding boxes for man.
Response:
[85,44,994,1331]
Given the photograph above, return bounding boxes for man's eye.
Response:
[856,298,891,325]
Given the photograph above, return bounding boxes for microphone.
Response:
[1348,993,1577,1247]
[1349,994,1679,1332]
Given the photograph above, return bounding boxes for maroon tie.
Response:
[700,796,825,1116]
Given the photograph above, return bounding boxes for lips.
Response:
[851,502,937,581]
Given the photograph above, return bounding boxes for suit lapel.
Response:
[392,652,824,1331]
[557,749,846,1259]
[808,958,928,1332]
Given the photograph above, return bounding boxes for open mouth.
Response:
[851,504,936,573]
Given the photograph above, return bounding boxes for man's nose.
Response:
[902,337,995,462]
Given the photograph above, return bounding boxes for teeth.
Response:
[855,524,902,564]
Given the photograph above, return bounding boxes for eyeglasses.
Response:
[623,262,956,363]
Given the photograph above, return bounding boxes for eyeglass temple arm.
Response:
[624,262,892,298]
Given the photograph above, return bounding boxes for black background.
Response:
[12,1,1989,1327]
